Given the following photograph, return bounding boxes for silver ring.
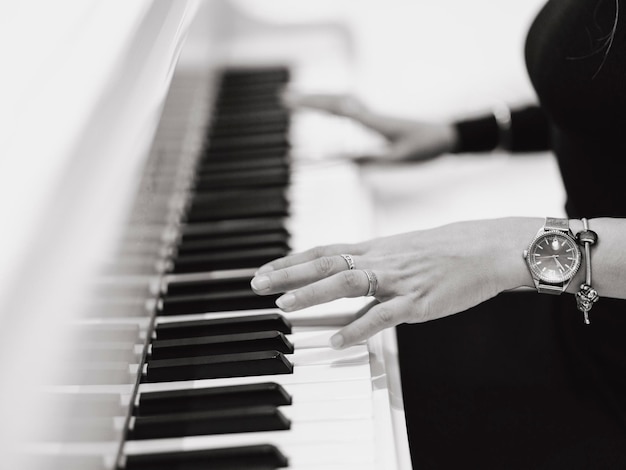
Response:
[363,269,378,297]
[340,254,355,270]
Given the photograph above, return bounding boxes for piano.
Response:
[0,2,411,469]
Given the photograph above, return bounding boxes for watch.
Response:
[523,217,582,294]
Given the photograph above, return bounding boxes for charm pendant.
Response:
[575,283,599,325]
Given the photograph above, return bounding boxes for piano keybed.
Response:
[22,65,405,470]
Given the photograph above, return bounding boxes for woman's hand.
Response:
[282,91,459,163]
[251,218,539,348]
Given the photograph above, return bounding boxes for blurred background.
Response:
[0,0,554,307]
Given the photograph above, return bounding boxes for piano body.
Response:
[0,2,411,469]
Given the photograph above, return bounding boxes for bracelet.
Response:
[575,218,599,324]
[492,101,512,149]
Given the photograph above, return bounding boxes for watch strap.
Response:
[536,283,566,295]
[544,217,569,232]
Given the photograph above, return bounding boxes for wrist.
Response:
[494,217,544,292]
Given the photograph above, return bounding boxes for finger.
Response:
[330,297,413,349]
[255,243,359,275]
[274,270,373,312]
[251,254,360,295]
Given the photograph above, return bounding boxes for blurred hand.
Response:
[281,91,459,163]
[251,218,538,349]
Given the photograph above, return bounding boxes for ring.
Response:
[363,269,378,297]
[340,254,355,270]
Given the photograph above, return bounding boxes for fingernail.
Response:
[276,293,295,310]
[255,265,274,275]
[250,276,270,291]
[330,334,344,349]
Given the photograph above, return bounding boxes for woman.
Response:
[252,0,626,467]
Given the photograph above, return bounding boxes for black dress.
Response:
[397,1,626,468]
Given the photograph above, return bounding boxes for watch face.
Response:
[527,230,581,283]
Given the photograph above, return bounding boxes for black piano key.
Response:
[220,66,289,82]
[208,109,288,128]
[179,218,286,242]
[123,444,288,470]
[128,406,290,440]
[168,246,288,273]
[201,145,289,162]
[159,289,279,315]
[163,275,254,296]
[188,186,286,204]
[175,232,289,257]
[150,331,294,360]
[192,167,289,191]
[144,350,293,382]
[163,275,253,296]
[185,199,288,223]
[208,121,288,139]
[205,133,289,153]
[136,382,292,416]
[195,156,288,175]
[155,313,292,340]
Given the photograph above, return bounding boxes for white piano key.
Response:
[139,361,373,393]
[137,378,373,406]
[123,419,376,455]
[286,343,369,367]
[288,329,365,349]
[278,397,374,422]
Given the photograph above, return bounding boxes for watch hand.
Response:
[554,257,565,270]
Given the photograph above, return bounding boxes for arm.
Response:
[282,92,551,161]
[251,217,626,348]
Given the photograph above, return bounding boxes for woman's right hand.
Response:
[281,91,459,163]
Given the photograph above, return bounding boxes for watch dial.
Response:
[528,231,581,283]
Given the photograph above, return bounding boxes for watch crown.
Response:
[523,249,528,259]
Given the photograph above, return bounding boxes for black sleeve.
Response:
[452,105,551,153]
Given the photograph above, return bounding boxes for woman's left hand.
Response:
[251,218,538,349]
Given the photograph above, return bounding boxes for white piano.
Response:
[0,2,411,469]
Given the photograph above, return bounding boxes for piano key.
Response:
[154,313,292,339]
[158,288,280,315]
[43,392,128,418]
[141,346,369,389]
[179,217,286,242]
[32,416,126,442]
[64,341,140,363]
[192,166,289,191]
[66,323,140,343]
[136,382,292,415]
[128,406,291,440]
[205,135,289,154]
[185,199,289,223]
[123,420,376,467]
[150,331,294,359]
[168,246,288,273]
[201,145,289,162]
[187,186,286,204]
[219,66,289,83]
[174,232,289,257]
[48,360,373,398]
[144,350,293,383]
[53,362,136,386]
[138,378,372,408]
[122,444,288,470]
[208,121,288,138]
[161,275,256,296]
